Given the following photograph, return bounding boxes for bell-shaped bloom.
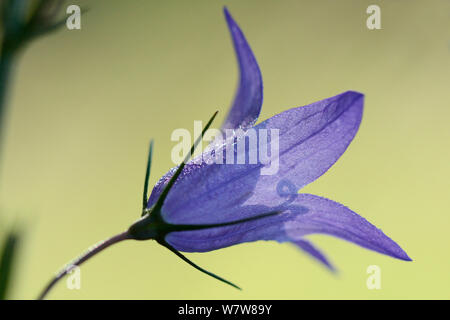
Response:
[141,8,411,274]
[38,8,411,299]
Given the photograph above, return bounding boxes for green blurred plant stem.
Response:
[0,229,20,300]
[0,47,15,162]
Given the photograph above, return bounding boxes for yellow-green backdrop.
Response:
[1,0,449,299]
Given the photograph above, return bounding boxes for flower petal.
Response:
[149,91,364,225]
[221,7,263,131]
[147,8,263,210]
[164,193,411,262]
[246,90,364,207]
[293,239,335,271]
[284,194,411,261]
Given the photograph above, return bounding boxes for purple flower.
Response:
[130,8,410,286]
[39,8,410,298]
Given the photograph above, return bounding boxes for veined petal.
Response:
[150,91,363,225]
[247,91,363,206]
[164,193,411,262]
[147,8,263,209]
[221,7,263,131]
[284,194,411,261]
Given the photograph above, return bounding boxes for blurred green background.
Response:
[0,0,449,299]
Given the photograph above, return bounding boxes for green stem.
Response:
[0,48,15,164]
[0,230,20,300]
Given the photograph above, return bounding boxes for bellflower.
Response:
[38,8,410,299]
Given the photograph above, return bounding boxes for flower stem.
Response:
[37,230,132,300]
[0,48,15,165]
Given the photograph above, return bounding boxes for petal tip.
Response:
[396,251,413,262]
[383,241,412,262]
[343,90,365,101]
[323,262,338,274]
[223,6,232,22]
[383,239,412,262]
[223,7,240,32]
[328,264,338,273]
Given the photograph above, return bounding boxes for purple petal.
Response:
[221,7,263,131]
[146,8,263,208]
[149,91,364,225]
[246,91,364,207]
[285,194,411,261]
[293,239,335,271]
[147,160,261,224]
[164,194,411,262]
